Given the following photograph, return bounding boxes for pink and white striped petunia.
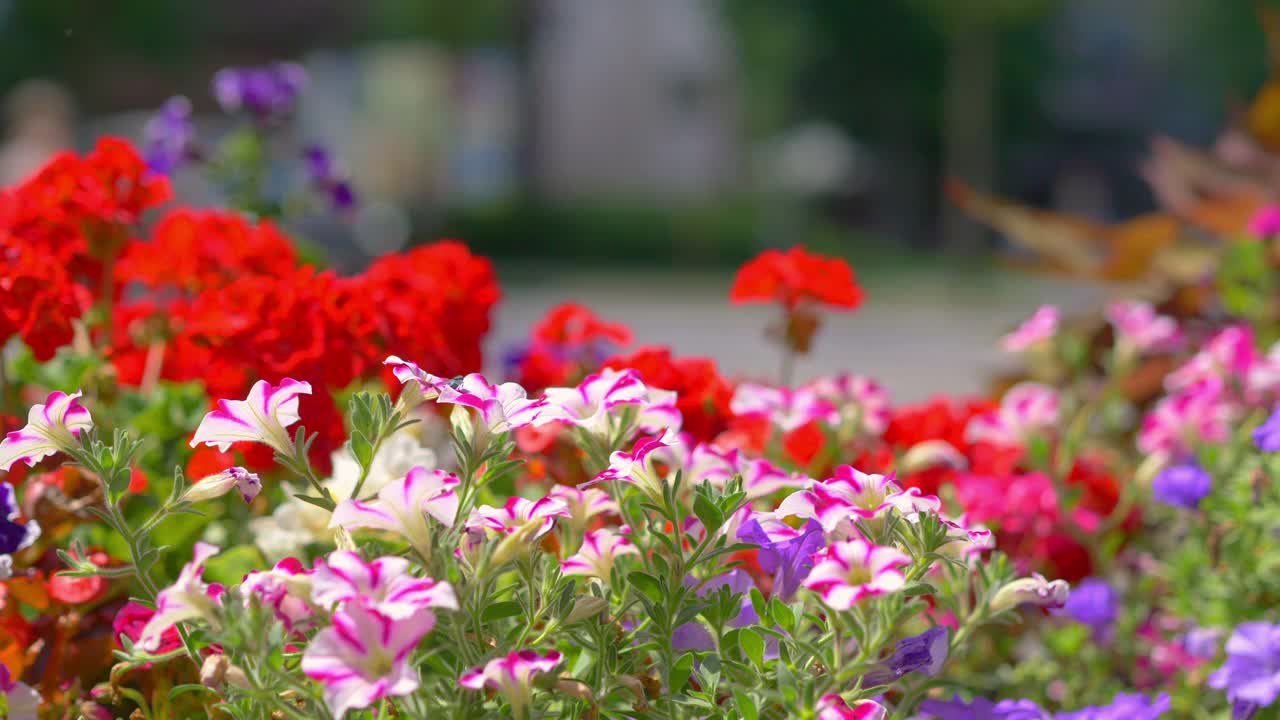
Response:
[547,485,617,534]
[459,650,563,719]
[330,467,460,561]
[776,466,940,540]
[183,467,262,504]
[0,390,92,471]
[138,542,222,652]
[383,355,450,407]
[1000,305,1058,352]
[806,373,892,436]
[587,429,680,502]
[965,382,1060,448]
[240,557,314,630]
[1106,300,1181,354]
[190,379,311,457]
[465,495,571,566]
[301,600,435,719]
[682,442,742,489]
[803,538,911,610]
[561,527,638,583]
[542,368,647,435]
[310,550,457,620]
[1165,325,1258,393]
[437,373,546,434]
[1137,378,1234,457]
[740,457,809,499]
[730,383,838,432]
[817,694,888,720]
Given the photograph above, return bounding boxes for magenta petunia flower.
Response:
[240,557,314,630]
[776,466,940,540]
[543,368,682,437]
[1249,205,1280,238]
[1001,305,1058,353]
[301,601,435,718]
[817,694,887,720]
[587,429,680,502]
[1166,325,1258,393]
[965,383,1060,448]
[803,538,911,610]
[1106,301,1181,355]
[330,466,460,561]
[459,650,563,719]
[464,495,570,565]
[730,383,839,431]
[437,373,547,434]
[547,485,617,534]
[190,379,311,457]
[561,527,638,583]
[1138,379,1234,457]
[310,550,456,620]
[807,373,893,436]
[138,542,222,652]
[0,390,93,471]
[383,355,450,408]
[184,467,262,504]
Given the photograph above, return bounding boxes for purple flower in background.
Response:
[673,571,773,654]
[1254,407,1280,452]
[1055,693,1170,720]
[212,63,307,122]
[1209,623,1280,718]
[1055,577,1117,638]
[302,144,356,212]
[143,96,198,174]
[1183,627,1223,659]
[862,626,949,687]
[1249,206,1280,238]
[919,696,1050,720]
[0,484,39,557]
[1151,463,1212,510]
[738,516,824,599]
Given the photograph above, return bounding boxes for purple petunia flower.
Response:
[302,144,357,212]
[1054,692,1170,720]
[862,626,949,687]
[1254,407,1280,452]
[143,96,198,175]
[1209,623,1280,718]
[212,62,307,122]
[919,695,1050,720]
[738,516,824,599]
[0,484,39,561]
[1055,577,1117,638]
[1151,463,1212,510]
[1182,626,1223,659]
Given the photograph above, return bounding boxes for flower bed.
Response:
[3,63,1280,720]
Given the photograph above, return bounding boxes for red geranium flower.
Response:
[514,302,633,391]
[730,246,864,311]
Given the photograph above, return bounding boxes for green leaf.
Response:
[168,684,217,701]
[481,601,524,622]
[204,545,265,587]
[740,627,766,668]
[903,583,938,597]
[668,651,695,692]
[293,493,336,512]
[768,598,794,632]
[749,587,768,624]
[692,493,724,535]
[628,571,664,604]
[733,689,759,720]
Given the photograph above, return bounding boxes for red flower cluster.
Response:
[602,346,734,441]
[0,138,171,359]
[881,396,1008,495]
[729,246,864,311]
[514,303,634,391]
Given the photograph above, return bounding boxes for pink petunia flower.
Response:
[330,466,460,561]
[561,527,638,583]
[383,355,450,408]
[190,379,311,457]
[0,390,93,471]
[542,368,682,437]
[465,495,571,565]
[1165,325,1257,393]
[804,538,911,610]
[184,467,262,504]
[301,601,435,718]
[965,382,1060,448]
[817,694,887,720]
[1138,378,1234,457]
[587,429,680,502]
[1107,300,1181,354]
[806,373,892,436]
[437,373,546,434]
[138,542,222,652]
[310,550,457,619]
[1249,205,1280,237]
[776,466,940,541]
[989,572,1070,613]
[547,485,617,534]
[1001,305,1058,352]
[739,456,809,499]
[240,557,314,629]
[459,650,563,719]
[729,383,838,432]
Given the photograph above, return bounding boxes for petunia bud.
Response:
[200,654,230,688]
[564,596,608,625]
[990,573,1070,614]
[184,467,262,504]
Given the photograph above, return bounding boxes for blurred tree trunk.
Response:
[940,19,997,254]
